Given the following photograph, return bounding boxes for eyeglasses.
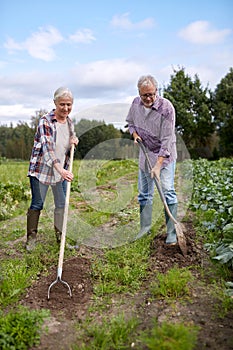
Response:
[140,93,156,99]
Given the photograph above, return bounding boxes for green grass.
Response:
[0,306,49,350]
[0,161,29,184]
[73,314,198,350]
[0,260,31,307]
[150,267,194,301]
[0,158,232,349]
[0,228,76,308]
[139,319,199,350]
[75,314,139,350]
[92,237,152,296]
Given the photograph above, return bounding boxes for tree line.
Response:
[0,67,232,161]
[163,67,233,159]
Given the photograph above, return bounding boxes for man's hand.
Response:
[151,163,161,180]
[133,132,141,144]
[151,157,164,180]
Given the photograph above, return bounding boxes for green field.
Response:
[0,158,232,350]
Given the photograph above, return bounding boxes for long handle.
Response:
[136,139,178,224]
[57,144,75,277]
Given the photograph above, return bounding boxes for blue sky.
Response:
[0,0,232,127]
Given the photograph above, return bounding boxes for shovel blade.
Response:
[175,222,187,256]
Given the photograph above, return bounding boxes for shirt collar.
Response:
[48,109,57,122]
[151,96,160,110]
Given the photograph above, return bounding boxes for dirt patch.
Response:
[18,218,233,350]
[21,256,93,319]
[150,220,206,272]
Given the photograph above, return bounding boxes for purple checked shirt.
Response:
[126,96,177,171]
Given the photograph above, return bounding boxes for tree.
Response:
[6,122,34,160]
[0,126,12,158]
[212,67,233,156]
[163,67,214,158]
[30,109,48,132]
[74,119,121,159]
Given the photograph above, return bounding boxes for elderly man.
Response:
[126,75,178,244]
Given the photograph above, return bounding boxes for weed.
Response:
[209,279,233,317]
[75,313,139,350]
[0,260,31,307]
[150,267,193,300]
[139,319,198,350]
[0,306,49,350]
[92,238,151,295]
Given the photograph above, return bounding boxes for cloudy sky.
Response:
[0,0,232,127]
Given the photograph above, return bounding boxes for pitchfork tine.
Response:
[47,268,72,299]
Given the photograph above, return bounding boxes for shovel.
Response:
[136,139,187,256]
[47,143,75,299]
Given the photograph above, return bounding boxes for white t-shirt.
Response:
[54,121,70,182]
[143,106,151,116]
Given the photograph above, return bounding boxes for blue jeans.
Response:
[29,176,67,211]
[138,161,177,206]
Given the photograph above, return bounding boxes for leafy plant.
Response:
[0,306,49,350]
[0,181,30,220]
[225,281,233,297]
[191,158,233,269]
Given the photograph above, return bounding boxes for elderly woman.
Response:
[126,75,178,244]
[26,87,79,251]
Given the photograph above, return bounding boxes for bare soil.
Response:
[18,218,233,350]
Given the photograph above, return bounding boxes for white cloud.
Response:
[184,63,231,89]
[0,52,231,126]
[0,104,35,126]
[178,21,232,45]
[4,26,63,61]
[72,58,146,89]
[110,13,155,30]
[74,103,131,128]
[69,28,96,44]
[4,37,22,52]
[0,60,7,69]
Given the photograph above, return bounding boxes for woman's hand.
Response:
[61,169,74,182]
[70,135,79,146]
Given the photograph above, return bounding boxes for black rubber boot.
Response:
[135,204,153,240]
[26,209,40,251]
[165,203,177,244]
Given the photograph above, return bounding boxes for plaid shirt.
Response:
[28,110,75,185]
[126,96,177,171]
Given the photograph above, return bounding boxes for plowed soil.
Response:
[18,219,233,350]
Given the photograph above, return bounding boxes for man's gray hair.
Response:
[54,87,73,101]
[137,75,158,90]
